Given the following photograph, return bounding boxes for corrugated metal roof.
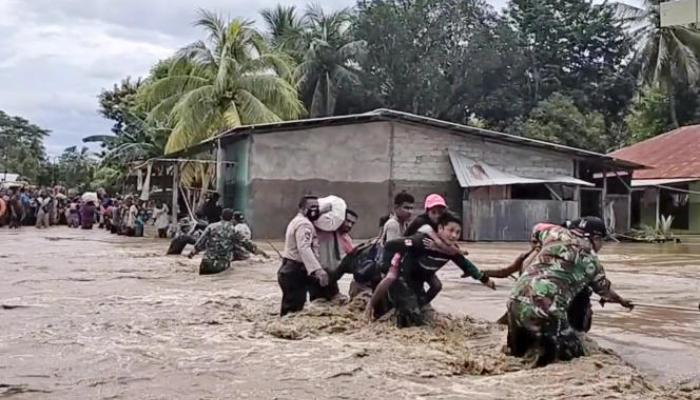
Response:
[610,124,700,179]
[165,109,645,170]
[631,178,699,187]
[448,150,594,188]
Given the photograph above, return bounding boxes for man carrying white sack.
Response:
[315,195,358,305]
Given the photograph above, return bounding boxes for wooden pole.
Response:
[171,162,179,223]
[601,168,607,224]
[216,139,225,206]
[655,187,661,230]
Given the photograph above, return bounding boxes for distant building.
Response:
[170,109,640,240]
[0,172,26,190]
[610,125,700,233]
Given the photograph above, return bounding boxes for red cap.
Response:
[424,194,446,210]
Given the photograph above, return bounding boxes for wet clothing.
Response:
[278,213,324,316]
[153,204,170,236]
[199,200,222,224]
[35,197,51,228]
[8,196,23,228]
[194,220,258,275]
[234,223,251,241]
[403,213,436,237]
[80,202,97,229]
[281,214,323,273]
[277,258,334,314]
[383,233,485,327]
[508,225,614,364]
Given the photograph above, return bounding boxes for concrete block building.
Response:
[171,109,640,240]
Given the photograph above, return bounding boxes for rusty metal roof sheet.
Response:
[610,124,700,179]
[448,150,594,188]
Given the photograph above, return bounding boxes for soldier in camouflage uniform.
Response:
[507,216,634,366]
[188,209,267,275]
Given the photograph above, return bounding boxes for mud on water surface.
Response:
[1,227,700,399]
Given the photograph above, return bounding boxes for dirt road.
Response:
[1,227,699,399]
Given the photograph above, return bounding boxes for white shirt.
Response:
[126,205,138,228]
[153,205,170,229]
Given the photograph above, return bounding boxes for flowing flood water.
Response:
[1,227,699,399]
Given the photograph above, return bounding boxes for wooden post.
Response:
[655,187,661,230]
[601,168,607,223]
[216,139,225,206]
[172,162,179,223]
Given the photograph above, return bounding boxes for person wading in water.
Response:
[368,212,495,326]
[277,195,328,316]
[507,216,634,366]
[188,208,263,275]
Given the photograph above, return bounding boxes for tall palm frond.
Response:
[294,5,366,117]
[141,9,304,156]
[612,0,700,125]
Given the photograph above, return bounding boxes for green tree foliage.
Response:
[295,6,367,117]
[261,5,306,61]
[517,93,608,153]
[260,5,368,117]
[507,0,636,130]
[140,10,304,153]
[624,85,700,145]
[86,77,165,164]
[0,110,49,182]
[616,0,700,127]
[54,146,98,192]
[354,0,512,123]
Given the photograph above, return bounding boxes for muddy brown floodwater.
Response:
[1,227,700,399]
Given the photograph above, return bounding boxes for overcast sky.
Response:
[0,0,509,156]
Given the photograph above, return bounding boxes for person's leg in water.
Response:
[277,259,310,316]
[389,276,424,327]
[308,272,341,303]
[199,257,230,275]
[567,287,593,332]
[423,274,442,306]
[506,300,539,358]
[539,314,585,366]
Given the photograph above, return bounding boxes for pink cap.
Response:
[424,194,446,210]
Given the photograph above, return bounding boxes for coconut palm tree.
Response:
[616,0,700,127]
[83,112,166,165]
[140,10,304,153]
[295,5,367,117]
[261,4,305,60]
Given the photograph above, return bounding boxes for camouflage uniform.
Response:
[508,226,613,364]
[194,220,260,275]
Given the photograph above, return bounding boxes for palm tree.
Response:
[83,112,165,165]
[616,0,700,127]
[140,10,304,153]
[295,5,367,117]
[261,5,305,60]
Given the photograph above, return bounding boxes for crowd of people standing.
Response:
[0,186,172,237]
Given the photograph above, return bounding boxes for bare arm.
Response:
[367,253,401,320]
[589,256,634,310]
[189,225,211,257]
[482,249,534,279]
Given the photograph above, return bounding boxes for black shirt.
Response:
[404,213,436,236]
[382,233,483,283]
[199,201,222,223]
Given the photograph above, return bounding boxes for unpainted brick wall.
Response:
[391,122,574,182]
